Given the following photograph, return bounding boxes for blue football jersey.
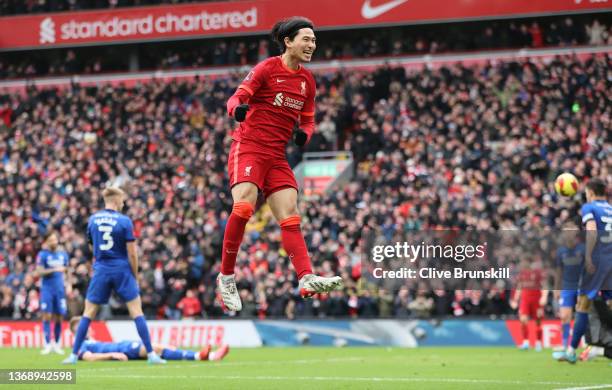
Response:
[79,340,140,356]
[555,243,584,290]
[36,250,68,291]
[87,209,135,270]
[581,200,612,265]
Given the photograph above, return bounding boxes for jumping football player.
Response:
[62,187,165,364]
[218,17,343,311]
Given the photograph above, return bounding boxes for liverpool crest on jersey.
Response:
[300,81,307,96]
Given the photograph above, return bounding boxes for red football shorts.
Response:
[227,141,298,198]
[519,295,543,318]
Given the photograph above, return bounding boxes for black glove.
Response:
[233,104,249,122]
[293,127,308,146]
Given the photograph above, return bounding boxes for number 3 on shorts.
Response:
[99,225,114,250]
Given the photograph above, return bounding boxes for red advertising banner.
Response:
[0,0,610,50]
[0,320,261,348]
[0,321,112,348]
[505,319,570,348]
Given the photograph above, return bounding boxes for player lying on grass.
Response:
[67,316,230,362]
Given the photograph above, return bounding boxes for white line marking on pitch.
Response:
[553,386,612,390]
[79,357,367,372]
[83,374,608,387]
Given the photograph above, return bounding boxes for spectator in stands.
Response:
[177,289,202,319]
[408,291,434,318]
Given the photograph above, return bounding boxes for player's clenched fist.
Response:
[293,128,308,146]
[233,104,250,122]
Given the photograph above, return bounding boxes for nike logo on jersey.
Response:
[276,78,286,83]
[361,0,409,19]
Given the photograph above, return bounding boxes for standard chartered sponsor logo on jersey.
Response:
[283,96,305,110]
[57,8,257,41]
[272,93,304,110]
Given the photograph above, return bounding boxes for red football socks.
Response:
[280,215,313,280]
[536,323,542,343]
[521,322,529,342]
[220,201,254,275]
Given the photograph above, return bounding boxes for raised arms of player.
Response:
[80,351,128,361]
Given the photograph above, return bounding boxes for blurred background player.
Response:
[511,256,547,351]
[218,16,342,311]
[67,317,229,362]
[555,178,612,364]
[554,223,585,350]
[36,230,69,355]
[62,187,165,365]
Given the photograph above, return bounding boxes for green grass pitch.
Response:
[1,347,610,389]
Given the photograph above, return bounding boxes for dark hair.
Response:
[43,229,57,242]
[586,178,607,196]
[271,17,314,53]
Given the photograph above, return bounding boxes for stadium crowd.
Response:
[0,47,610,319]
[0,15,610,79]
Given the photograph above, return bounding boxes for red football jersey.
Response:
[518,268,543,298]
[232,56,316,155]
